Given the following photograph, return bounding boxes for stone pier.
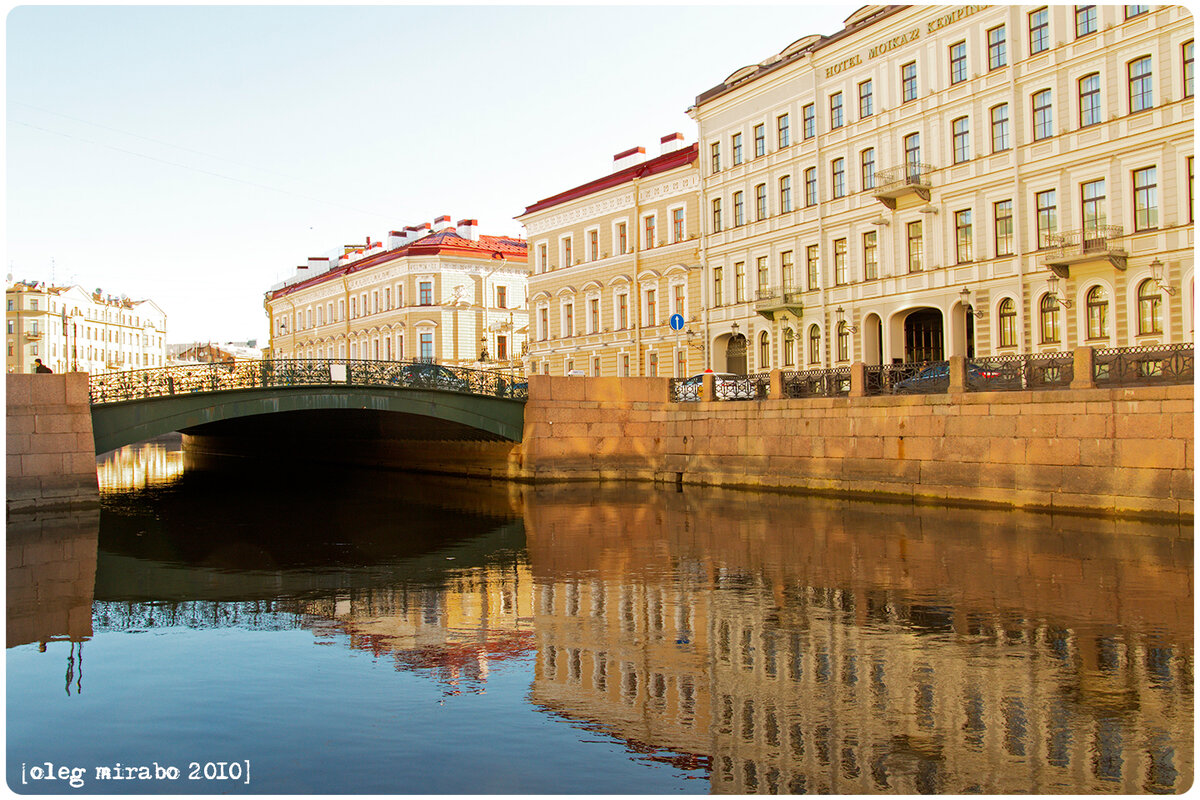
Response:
[6,373,99,513]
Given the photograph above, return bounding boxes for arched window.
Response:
[1086,285,1109,340]
[808,324,821,364]
[836,322,851,362]
[783,327,795,366]
[998,298,1017,348]
[1137,278,1162,335]
[1039,294,1060,343]
[758,331,770,369]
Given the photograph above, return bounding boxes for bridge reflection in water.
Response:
[12,441,1192,794]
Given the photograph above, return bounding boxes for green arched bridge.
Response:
[88,359,528,454]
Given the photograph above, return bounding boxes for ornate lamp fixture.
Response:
[959,287,984,318]
[1046,274,1073,308]
[1150,258,1177,295]
[835,306,859,333]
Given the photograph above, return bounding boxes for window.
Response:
[617,222,628,255]
[1086,285,1109,339]
[830,92,844,129]
[808,325,821,364]
[1137,278,1163,335]
[831,158,846,198]
[833,238,848,285]
[734,262,746,303]
[755,183,767,220]
[589,229,599,261]
[1133,166,1158,230]
[998,298,1018,347]
[1033,89,1053,140]
[903,132,921,175]
[563,236,573,265]
[858,79,873,117]
[955,210,973,263]
[1035,190,1057,248]
[644,290,655,327]
[733,191,745,226]
[756,256,769,292]
[990,104,1010,152]
[1125,5,1149,17]
[950,41,967,84]
[1081,179,1106,234]
[777,113,791,148]
[672,284,685,316]
[804,167,817,206]
[836,323,850,362]
[419,332,434,360]
[1128,56,1153,112]
[1079,73,1101,126]
[863,231,878,280]
[732,132,743,165]
[783,328,795,366]
[779,175,792,213]
[803,104,815,139]
[713,267,724,306]
[1029,7,1050,54]
[781,250,794,289]
[618,293,629,329]
[563,302,574,337]
[1075,5,1097,38]
[711,142,721,173]
[589,298,600,332]
[1185,41,1194,98]
[952,116,970,163]
[861,147,876,190]
[538,308,549,340]
[901,62,917,102]
[1039,294,1060,343]
[419,281,433,305]
[643,215,656,249]
[672,208,685,242]
[754,123,766,157]
[806,245,819,289]
[1189,156,1195,223]
[988,25,1007,70]
[496,335,508,361]
[907,220,923,272]
[712,198,723,233]
[994,200,1014,256]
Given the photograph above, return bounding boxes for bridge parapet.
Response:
[89,359,528,405]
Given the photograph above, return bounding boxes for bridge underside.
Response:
[91,386,526,454]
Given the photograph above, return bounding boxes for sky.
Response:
[7,3,852,344]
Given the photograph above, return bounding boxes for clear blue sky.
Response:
[7,3,851,343]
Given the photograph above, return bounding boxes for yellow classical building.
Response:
[689,4,1193,372]
[264,217,528,369]
[517,135,705,377]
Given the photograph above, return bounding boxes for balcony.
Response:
[871,163,933,209]
[754,287,804,321]
[1042,226,1127,278]
[23,330,42,341]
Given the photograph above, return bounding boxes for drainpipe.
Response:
[632,169,645,375]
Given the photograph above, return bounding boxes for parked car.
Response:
[399,362,469,392]
[893,362,1000,393]
[674,372,755,401]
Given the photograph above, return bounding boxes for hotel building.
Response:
[517,135,704,377]
[690,4,1193,372]
[5,281,168,374]
[265,218,528,368]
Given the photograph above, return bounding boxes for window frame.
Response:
[779,174,793,213]
[862,231,878,280]
[949,41,968,84]
[861,147,876,190]
[1079,72,1102,127]
[731,132,743,165]
[998,298,1018,347]
[1137,278,1163,335]
[954,209,974,264]
[1035,189,1057,249]
[1032,88,1053,140]
[804,167,818,207]
[1039,293,1061,344]
[1029,7,1050,54]
[802,104,816,139]
[906,220,924,273]
[1075,5,1097,38]
[990,103,1010,152]
[1085,285,1109,340]
[858,79,873,117]
[994,199,1014,256]
[987,25,1007,70]
[1133,166,1158,231]
[952,116,971,163]
[1128,55,1153,113]
[901,61,918,102]
[777,113,791,147]
[830,92,844,129]
[753,123,766,158]
[831,157,846,199]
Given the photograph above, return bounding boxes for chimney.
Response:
[613,146,646,172]
[307,257,330,273]
[457,219,478,241]
[433,215,453,232]
[387,230,407,249]
[660,132,685,155]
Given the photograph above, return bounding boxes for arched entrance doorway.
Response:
[904,309,944,363]
[863,313,884,365]
[725,334,748,374]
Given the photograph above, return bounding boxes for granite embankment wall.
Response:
[6,374,100,513]
[518,375,1193,520]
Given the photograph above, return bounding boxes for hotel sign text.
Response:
[824,5,989,78]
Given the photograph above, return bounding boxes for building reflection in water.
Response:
[96,435,184,492]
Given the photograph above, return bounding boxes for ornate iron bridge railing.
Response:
[1093,343,1194,387]
[88,359,529,405]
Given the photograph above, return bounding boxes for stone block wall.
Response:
[520,375,1194,519]
[6,374,100,513]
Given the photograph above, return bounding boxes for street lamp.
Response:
[959,287,984,318]
[1046,274,1073,308]
[835,306,859,333]
[1150,258,1177,295]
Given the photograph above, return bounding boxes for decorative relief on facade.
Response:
[524,193,635,236]
[638,175,700,205]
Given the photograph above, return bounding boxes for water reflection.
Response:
[96,435,184,491]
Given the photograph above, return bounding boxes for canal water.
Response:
[7,437,1193,794]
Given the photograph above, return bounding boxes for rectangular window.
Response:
[862,231,878,280]
[952,116,970,163]
[589,229,599,261]
[713,267,724,306]
[1185,41,1194,98]
[754,123,766,157]
[950,41,967,84]
[954,209,973,263]
[1032,89,1053,140]
[712,198,722,232]
[1189,156,1195,224]
[1075,5,1097,38]
[901,61,917,102]
[994,200,1014,256]
[711,141,721,173]
[755,183,767,220]
[858,79,873,117]
[1035,189,1057,248]
[802,104,815,139]
[991,103,1010,151]
[419,281,433,305]
[1029,7,1050,54]
[643,215,656,249]
[1079,73,1101,126]
[806,245,819,290]
[988,25,1007,70]
[496,285,507,309]
[672,284,685,317]
[804,167,817,206]
[589,298,600,333]
[563,236,573,265]
[617,222,628,255]
[1133,166,1158,230]
[907,220,923,272]
[734,262,746,303]
[540,308,548,340]
[833,238,848,285]
[618,294,629,329]
[777,113,791,147]
[1126,5,1149,17]
[830,92,844,129]
[861,148,876,190]
[781,250,794,289]
[779,175,792,212]
[733,191,745,225]
[672,208,685,242]
[903,132,921,172]
[756,256,769,292]
[644,290,655,327]
[732,132,743,165]
[1129,56,1153,112]
[563,303,574,337]
[538,243,548,272]
[831,158,846,198]
[1081,179,1107,234]
[419,332,434,361]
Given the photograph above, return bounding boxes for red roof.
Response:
[520,143,699,216]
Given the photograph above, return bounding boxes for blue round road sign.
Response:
[669,313,685,331]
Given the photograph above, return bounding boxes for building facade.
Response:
[264,218,529,369]
[689,4,1193,372]
[5,281,168,374]
[517,135,705,377]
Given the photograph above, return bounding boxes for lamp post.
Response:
[1150,258,1177,295]
[1046,274,1073,308]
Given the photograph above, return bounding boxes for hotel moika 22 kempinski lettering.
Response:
[824,5,988,77]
